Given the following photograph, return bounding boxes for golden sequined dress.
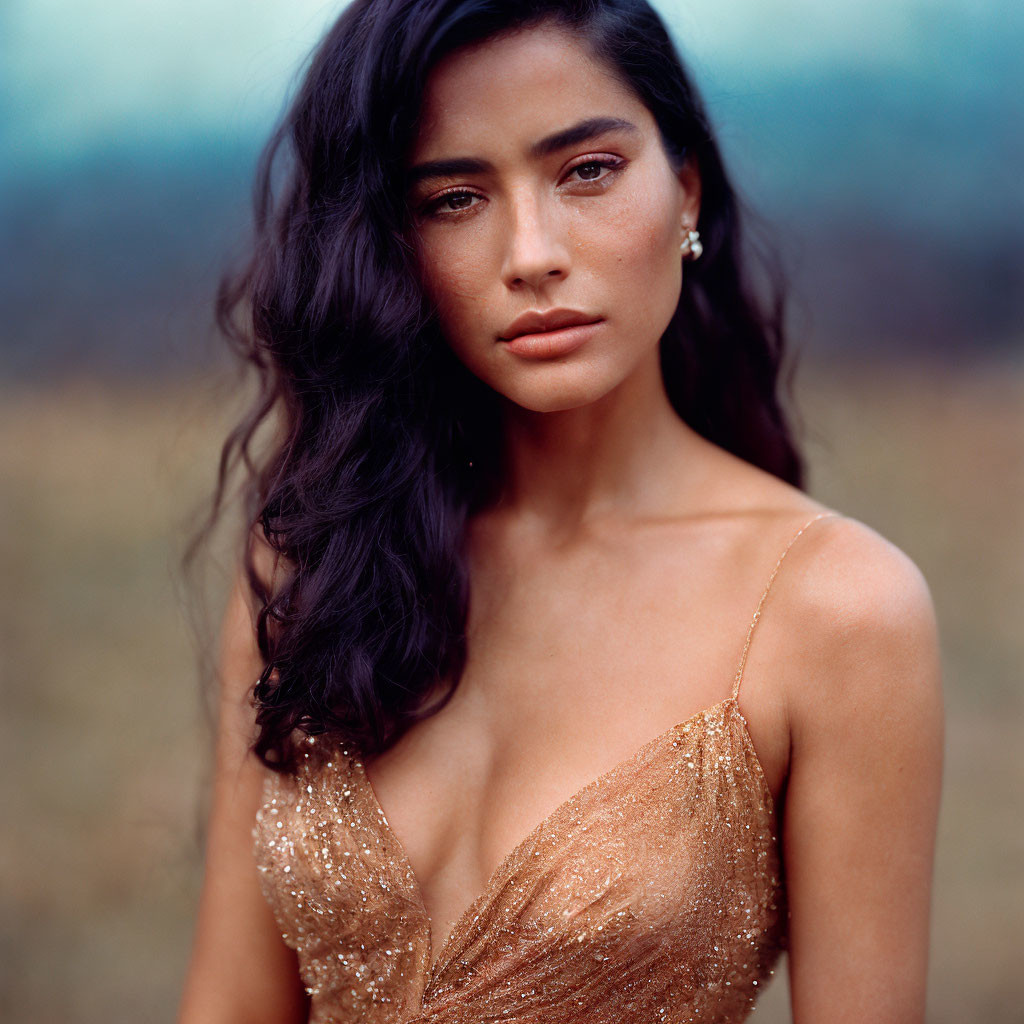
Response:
[252,510,839,1022]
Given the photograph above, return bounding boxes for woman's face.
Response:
[406,21,700,413]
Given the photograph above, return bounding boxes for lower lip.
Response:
[499,320,603,359]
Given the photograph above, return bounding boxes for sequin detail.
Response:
[253,699,783,1023]
[251,511,839,1023]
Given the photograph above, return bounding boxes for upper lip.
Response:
[499,308,603,341]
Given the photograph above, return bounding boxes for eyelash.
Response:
[420,155,626,220]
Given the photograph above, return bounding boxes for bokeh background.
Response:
[1,1,1021,1021]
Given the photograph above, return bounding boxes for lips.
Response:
[499,308,603,341]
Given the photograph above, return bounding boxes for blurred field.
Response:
[0,352,1021,1023]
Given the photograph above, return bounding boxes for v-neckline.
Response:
[350,693,773,991]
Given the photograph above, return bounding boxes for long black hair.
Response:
[196,0,806,772]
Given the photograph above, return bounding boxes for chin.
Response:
[490,369,621,414]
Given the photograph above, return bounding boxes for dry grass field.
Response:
[0,351,1021,1023]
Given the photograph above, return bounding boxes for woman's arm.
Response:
[783,519,944,1023]
[176,539,309,1024]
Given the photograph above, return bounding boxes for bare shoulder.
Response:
[775,511,945,1017]
[702,447,942,724]
[177,540,309,1024]
[772,510,944,747]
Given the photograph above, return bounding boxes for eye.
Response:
[423,190,483,218]
[563,156,624,185]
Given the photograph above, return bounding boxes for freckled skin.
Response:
[407,23,700,413]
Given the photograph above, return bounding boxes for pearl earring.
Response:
[680,228,703,261]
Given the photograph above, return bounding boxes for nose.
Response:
[500,190,571,291]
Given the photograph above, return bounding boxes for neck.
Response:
[489,347,713,540]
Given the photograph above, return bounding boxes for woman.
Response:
[178,1,944,1022]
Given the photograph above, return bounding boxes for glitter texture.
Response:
[252,511,839,1022]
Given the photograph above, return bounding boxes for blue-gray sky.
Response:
[4,0,1016,170]
[1,0,1020,376]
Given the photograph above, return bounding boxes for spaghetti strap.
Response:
[730,509,841,701]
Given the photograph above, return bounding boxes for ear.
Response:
[676,154,702,229]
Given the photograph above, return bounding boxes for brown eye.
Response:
[563,157,624,186]
[424,190,483,218]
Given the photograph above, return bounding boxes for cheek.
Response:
[593,174,679,280]
[417,241,493,354]
[416,240,497,371]
[418,236,488,324]
[582,174,681,301]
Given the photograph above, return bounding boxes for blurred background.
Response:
[0,0,1020,1021]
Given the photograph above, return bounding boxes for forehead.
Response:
[410,22,652,162]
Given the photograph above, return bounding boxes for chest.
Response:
[353,529,791,962]
[252,707,787,1020]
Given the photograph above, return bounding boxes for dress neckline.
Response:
[349,693,775,991]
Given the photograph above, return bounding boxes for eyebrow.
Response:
[406,116,640,189]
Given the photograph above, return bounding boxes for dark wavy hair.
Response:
[197,0,807,772]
